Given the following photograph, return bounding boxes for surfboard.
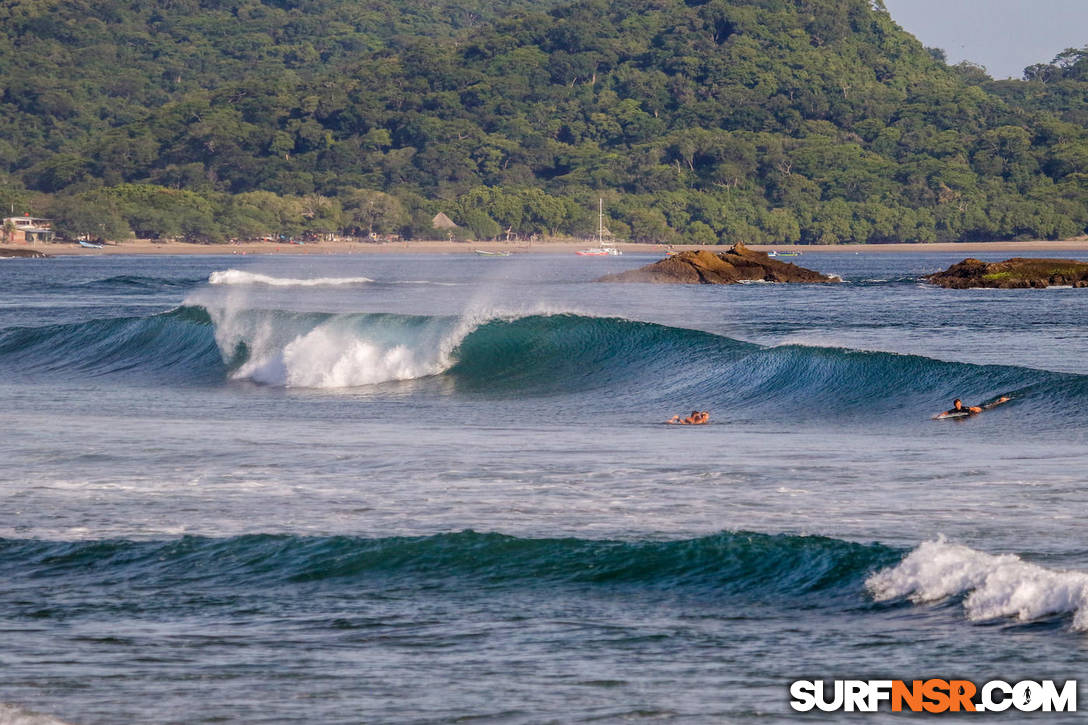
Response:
[935,410,973,420]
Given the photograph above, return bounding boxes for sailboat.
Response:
[576,199,621,256]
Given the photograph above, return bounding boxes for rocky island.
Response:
[597,243,839,285]
[927,257,1088,288]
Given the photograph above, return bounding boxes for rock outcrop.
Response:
[597,243,838,284]
[0,247,51,258]
[926,257,1088,289]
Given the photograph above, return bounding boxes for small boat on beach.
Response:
[474,249,512,256]
[78,241,104,249]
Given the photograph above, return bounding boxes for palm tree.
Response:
[2,218,15,244]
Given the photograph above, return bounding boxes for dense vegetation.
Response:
[2,0,1087,243]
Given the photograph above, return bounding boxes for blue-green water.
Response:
[1,251,1086,723]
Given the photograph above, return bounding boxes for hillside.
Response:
[1,0,1087,243]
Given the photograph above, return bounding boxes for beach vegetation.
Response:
[4,0,1088,243]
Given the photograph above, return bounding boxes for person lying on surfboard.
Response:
[935,396,1010,419]
[668,410,709,425]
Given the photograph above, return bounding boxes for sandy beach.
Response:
[10,237,1088,257]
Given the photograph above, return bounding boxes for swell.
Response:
[5,532,1086,632]
[0,531,898,600]
[0,307,1085,420]
[72,274,204,291]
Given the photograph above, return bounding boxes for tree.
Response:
[341,189,407,236]
[460,208,501,240]
[50,194,132,242]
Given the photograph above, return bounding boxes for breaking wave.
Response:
[867,538,1088,630]
[3,531,1086,633]
[0,306,1085,422]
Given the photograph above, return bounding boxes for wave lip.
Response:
[867,538,1088,630]
[208,269,374,287]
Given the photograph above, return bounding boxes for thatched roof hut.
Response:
[431,212,458,230]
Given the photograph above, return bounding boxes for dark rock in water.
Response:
[926,257,1088,289]
[0,247,51,258]
[597,243,839,284]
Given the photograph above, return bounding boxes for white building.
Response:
[2,216,54,243]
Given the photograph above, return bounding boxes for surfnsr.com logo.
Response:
[790,679,1077,713]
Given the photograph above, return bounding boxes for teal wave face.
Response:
[447,314,754,397]
[0,306,224,382]
[0,531,903,601]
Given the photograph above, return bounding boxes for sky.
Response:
[881,0,1088,79]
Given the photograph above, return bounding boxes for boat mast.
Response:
[598,198,603,246]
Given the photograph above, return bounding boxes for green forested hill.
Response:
[2,0,1087,243]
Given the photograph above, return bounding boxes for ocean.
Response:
[1,249,1086,723]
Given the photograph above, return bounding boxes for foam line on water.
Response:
[867,538,1088,629]
[208,269,374,287]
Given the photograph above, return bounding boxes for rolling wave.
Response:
[3,531,1085,632]
[0,307,1085,418]
[0,530,897,599]
[0,306,223,382]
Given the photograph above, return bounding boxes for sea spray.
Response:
[867,538,1088,629]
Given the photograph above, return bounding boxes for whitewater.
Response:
[1,251,1086,723]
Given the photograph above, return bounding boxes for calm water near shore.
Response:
[1,250,1087,723]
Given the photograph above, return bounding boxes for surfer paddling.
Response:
[934,396,1010,419]
[668,410,709,425]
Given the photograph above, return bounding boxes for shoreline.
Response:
[7,238,1088,257]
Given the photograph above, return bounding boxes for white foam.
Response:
[867,538,1088,629]
[208,269,373,287]
[0,703,73,725]
[200,295,585,388]
[216,306,504,389]
[232,323,454,387]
